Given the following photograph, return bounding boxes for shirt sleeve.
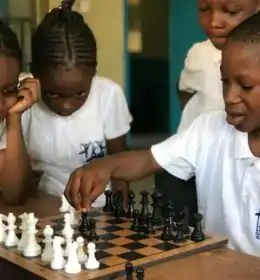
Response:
[0,121,6,150]
[151,113,215,180]
[103,85,133,140]
[179,43,207,94]
[21,108,32,146]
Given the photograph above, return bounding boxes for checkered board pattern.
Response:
[0,210,228,280]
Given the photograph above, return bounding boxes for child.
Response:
[64,11,260,257]
[22,0,132,207]
[0,21,39,204]
[178,0,260,132]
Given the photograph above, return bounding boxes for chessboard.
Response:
[0,209,227,280]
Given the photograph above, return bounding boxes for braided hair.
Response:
[0,20,22,67]
[31,0,97,74]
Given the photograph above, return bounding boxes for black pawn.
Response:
[126,190,136,218]
[131,209,140,231]
[191,213,205,242]
[113,190,125,218]
[103,190,113,213]
[79,212,90,238]
[87,219,99,242]
[161,218,174,241]
[139,190,149,225]
[151,191,163,226]
[125,262,133,280]
[136,267,144,280]
[145,214,154,234]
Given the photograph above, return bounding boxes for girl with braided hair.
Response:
[22,0,132,207]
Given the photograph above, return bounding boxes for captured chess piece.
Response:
[136,267,145,280]
[126,190,136,218]
[103,190,113,213]
[191,213,206,242]
[125,262,133,280]
[87,219,99,242]
[131,209,140,231]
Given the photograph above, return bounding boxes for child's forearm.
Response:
[0,114,32,204]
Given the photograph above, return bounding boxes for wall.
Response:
[48,0,125,88]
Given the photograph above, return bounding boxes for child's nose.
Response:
[210,11,224,29]
[224,86,241,104]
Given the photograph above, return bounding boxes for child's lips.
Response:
[226,113,245,126]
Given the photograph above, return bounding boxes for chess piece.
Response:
[62,213,73,237]
[69,207,78,225]
[177,206,191,236]
[103,190,113,213]
[79,211,90,238]
[0,214,7,243]
[51,236,65,270]
[41,225,54,262]
[161,218,174,241]
[64,227,74,257]
[139,191,149,225]
[136,267,145,280]
[126,191,136,218]
[5,213,19,248]
[130,209,140,231]
[85,242,100,270]
[65,241,81,274]
[23,213,41,257]
[174,223,187,243]
[151,191,163,226]
[146,214,154,234]
[59,195,70,212]
[76,236,88,263]
[87,219,99,242]
[125,262,133,280]
[18,213,29,252]
[113,190,125,218]
[191,213,206,242]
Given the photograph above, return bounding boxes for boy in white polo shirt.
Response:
[64,11,260,256]
[178,0,260,132]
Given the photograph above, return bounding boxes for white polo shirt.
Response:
[21,75,132,207]
[178,40,224,132]
[151,111,260,257]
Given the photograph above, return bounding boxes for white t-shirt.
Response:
[178,40,224,132]
[22,75,132,207]
[151,111,260,257]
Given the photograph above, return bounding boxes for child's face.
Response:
[198,0,260,49]
[38,65,95,116]
[221,41,260,133]
[0,56,20,121]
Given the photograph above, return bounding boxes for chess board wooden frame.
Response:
[0,213,228,280]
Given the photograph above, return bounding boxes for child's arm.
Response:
[107,134,129,206]
[0,78,39,204]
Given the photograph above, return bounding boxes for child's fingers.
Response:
[19,78,40,101]
[65,172,82,211]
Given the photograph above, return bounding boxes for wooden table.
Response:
[0,194,259,279]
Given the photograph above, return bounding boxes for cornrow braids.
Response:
[0,20,22,67]
[31,0,97,73]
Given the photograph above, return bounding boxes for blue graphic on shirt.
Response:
[79,141,106,164]
[255,209,260,239]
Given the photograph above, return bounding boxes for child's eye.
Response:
[199,6,209,12]
[3,88,18,96]
[75,92,87,97]
[241,85,254,91]
[45,92,58,98]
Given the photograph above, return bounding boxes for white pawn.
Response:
[18,213,29,252]
[51,236,65,270]
[41,225,54,262]
[59,195,70,213]
[76,236,87,263]
[85,242,100,270]
[62,213,73,237]
[65,241,81,274]
[5,213,19,248]
[0,214,7,243]
[23,213,41,257]
[64,227,74,257]
[69,207,78,225]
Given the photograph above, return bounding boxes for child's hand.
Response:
[8,78,40,115]
[64,159,111,212]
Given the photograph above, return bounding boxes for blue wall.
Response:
[169,0,206,132]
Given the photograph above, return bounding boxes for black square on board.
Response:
[123,242,147,250]
[106,218,126,224]
[99,262,110,270]
[127,233,147,241]
[99,233,119,240]
[97,242,115,250]
[102,225,122,232]
[153,242,178,251]
[95,250,112,260]
[118,251,145,261]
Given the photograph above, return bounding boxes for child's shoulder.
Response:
[92,76,123,94]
